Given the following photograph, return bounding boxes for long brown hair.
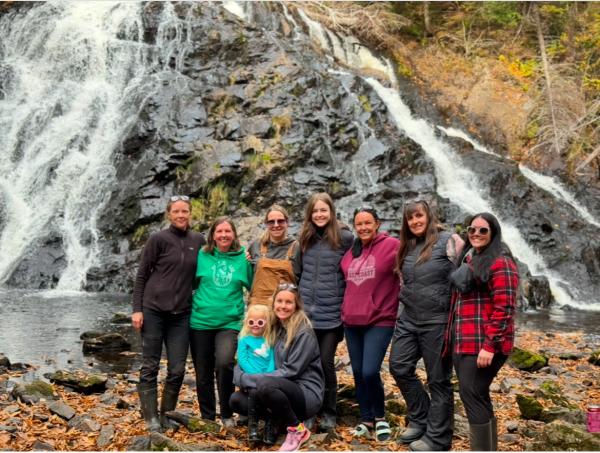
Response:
[272,285,312,349]
[204,216,242,254]
[299,192,342,252]
[395,200,439,273]
[260,204,290,246]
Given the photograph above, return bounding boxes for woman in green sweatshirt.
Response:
[190,216,253,427]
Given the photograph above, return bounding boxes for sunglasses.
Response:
[277,282,297,291]
[266,219,287,226]
[467,226,490,235]
[170,195,190,202]
[247,318,266,327]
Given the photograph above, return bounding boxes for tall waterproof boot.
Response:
[319,386,337,433]
[247,392,261,443]
[469,420,494,451]
[138,384,162,432]
[490,417,498,451]
[160,384,180,430]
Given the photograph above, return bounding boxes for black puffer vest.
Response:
[399,232,454,324]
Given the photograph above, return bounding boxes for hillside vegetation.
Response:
[298,2,600,181]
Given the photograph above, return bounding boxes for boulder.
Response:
[523,275,554,309]
[509,347,549,372]
[11,380,56,404]
[82,333,131,353]
[45,370,108,394]
[533,380,570,407]
[526,420,600,451]
[516,394,544,420]
[0,354,10,369]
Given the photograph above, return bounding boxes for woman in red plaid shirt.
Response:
[447,212,519,451]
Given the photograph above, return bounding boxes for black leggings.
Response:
[453,353,507,424]
[230,376,306,428]
[314,325,344,417]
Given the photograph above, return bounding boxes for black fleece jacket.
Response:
[132,225,205,314]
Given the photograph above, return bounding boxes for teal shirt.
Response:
[190,246,253,331]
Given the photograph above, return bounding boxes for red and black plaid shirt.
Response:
[446,255,519,356]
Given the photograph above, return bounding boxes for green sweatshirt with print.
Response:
[190,246,253,331]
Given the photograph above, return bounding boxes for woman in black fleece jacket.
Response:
[132,196,205,432]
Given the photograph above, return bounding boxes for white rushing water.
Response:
[439,126,600,228]
[0,2,189,290]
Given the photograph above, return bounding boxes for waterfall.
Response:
[0,1,189,290]
[439,126,600,228]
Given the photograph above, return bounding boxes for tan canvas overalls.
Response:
[248,241,297,306]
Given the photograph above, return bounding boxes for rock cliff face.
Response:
[2,2,598,307]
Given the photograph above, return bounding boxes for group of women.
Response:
[132,192,519,452]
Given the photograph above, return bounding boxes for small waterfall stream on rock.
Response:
[0,2,191,291]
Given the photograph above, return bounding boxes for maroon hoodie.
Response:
[341,232,401,327]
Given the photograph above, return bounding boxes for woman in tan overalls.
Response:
[247,205,301,306]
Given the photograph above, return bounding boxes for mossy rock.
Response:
[534,380,571,407]
[527,420,600,451]
[110,312,131,324]
[46,370,108,394]
[509,347,549,372]
[164,412,221,433]
[516,394,544,420]
[385,399,407,416]
[588,350,600,366]
[11,380,56,404]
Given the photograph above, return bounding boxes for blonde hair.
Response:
[239,304,276,347]
[260,204,290,246]
[272,286,312,349]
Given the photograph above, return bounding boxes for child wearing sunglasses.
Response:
[237,304,276,443]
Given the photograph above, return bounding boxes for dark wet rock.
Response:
[128,435,151,451]
[116,398,131,409]
[47,400,76,420]
[82,333,131,353]
[97,424,115,448]
[79,331,104,340]
[68,414,101,432]
[45,370,108,394]
[164,411,221,433]
[526,420,600,451]
[33,413,49,422]
[588,350,600,366]
[110,312,132,324]
[31,440,54,451]
[0,354,10,369]
[11,380,56,404]
[509,347,549,372]
[522,275,554,309]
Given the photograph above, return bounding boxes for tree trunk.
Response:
[532,3,561,155]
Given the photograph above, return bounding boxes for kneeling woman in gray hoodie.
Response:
[231,284,324,451]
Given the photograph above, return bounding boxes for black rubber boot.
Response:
[469,420,493,451]
[491,417,498,451]
[319,386,337,433]
[138,384,162,432]
[160,385,180,430]
[263,419,278,445]
[247,394,261,443]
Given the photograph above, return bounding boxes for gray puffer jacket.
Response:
[299,228,354,329]
[234,326,324,417]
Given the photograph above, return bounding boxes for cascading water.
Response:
[439,126,600,228]
[0,2,189,291]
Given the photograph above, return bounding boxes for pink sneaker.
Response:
[278,423,311,451]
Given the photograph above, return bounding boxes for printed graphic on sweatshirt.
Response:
[253,342,270,358]
[347,255,376,286]
[212,260,235,287]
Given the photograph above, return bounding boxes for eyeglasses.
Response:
[247,319,266,327]
[467,226,490,236]
[170,195,190,202]
[277,282,297,291]
[266,219,287,227]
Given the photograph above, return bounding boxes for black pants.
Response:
[139,308,189,391]
[189,328,237,420]
[453,353,507,425]
[314,325,344,418]
[389,316,453,450]
[230,376,307,428]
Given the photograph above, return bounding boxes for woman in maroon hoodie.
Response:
[340,207,400,442]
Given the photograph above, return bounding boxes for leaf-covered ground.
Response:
[1,329,599,451]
